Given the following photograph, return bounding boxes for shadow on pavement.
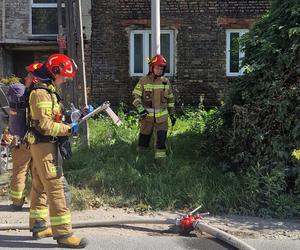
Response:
[0,234,56,248]
[100,224,179,235]
[182,237,238,250]
[0,205,29,212]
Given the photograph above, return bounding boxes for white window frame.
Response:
[226,29,249,77]
[130,30,175,77]
[30,0,64,36]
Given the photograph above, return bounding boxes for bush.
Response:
[0,75,21,84]
[210,0,300,217]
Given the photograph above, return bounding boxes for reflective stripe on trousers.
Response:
[145,109,168,118]
[9,189,25,199]
[30,208,49,219]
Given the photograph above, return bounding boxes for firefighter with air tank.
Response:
[1,63,42,211]
[25,54,87,248]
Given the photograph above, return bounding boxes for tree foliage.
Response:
[214,0,300,216]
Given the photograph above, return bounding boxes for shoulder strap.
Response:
[27,84,50,102]
[27,84,62,116]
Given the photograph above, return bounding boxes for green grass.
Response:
[1,108,296,217]
[64,110,245,214]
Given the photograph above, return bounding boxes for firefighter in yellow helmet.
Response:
[4,63,43,211]
[27,54,87,248]
[132,55,176,160]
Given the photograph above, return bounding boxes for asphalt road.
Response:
[245,239,300,250]
[0,229,299,250]
[0,231,237,250]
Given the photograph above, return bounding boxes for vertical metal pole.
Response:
[77,0,88,108]
[70,0,78,107]
[76,0,90,146]
[57,0,64,53]
[151,0,160,56]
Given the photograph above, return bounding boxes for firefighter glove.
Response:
[170,114,177,126]
[71,122,79,135]
[83,105,94,116]
[139,109,149,119]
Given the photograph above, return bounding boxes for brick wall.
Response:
[91,0,269,107]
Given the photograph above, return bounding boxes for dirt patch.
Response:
[205,215,300,240]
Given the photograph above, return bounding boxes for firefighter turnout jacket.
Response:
[132,75,175,122]
[28,83,71,142]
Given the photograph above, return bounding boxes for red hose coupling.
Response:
[179,214,202,230]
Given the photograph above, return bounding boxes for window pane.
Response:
[229,33,240,73]
[161,34,171,73]
[32,8,64,34]
[148,33,171,74]
[134,34,143,74]
[33,0,57,3]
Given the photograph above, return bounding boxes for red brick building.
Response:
[91,0,269,107]
[0,1,270,108]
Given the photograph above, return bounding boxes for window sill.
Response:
[226,75,243,78]
[130,75,176,79]
[28,35,57,41]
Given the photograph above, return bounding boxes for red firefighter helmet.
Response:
[149,54,167,76]
[45,53,78,79]
[26,62,43,84]
[26,63,43,72]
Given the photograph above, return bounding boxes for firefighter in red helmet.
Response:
[24,63,43,87]
[132,54,176,160]
[27,53,87,248]
[3,63,42,211]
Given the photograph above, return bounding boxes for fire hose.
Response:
[0,208,256,250]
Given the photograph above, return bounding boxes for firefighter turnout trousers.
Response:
[30,142,72,238]
[10,144,31,206]
[139,118,168,159]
